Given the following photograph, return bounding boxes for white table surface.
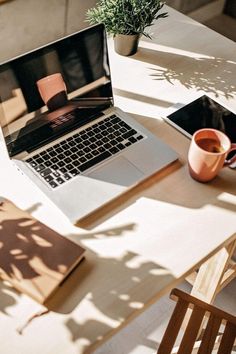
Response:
[0,6,235,354]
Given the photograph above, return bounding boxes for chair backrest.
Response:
[157,288,236,354]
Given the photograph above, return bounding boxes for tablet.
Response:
[165,95,236,143]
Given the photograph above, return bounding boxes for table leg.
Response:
[190,240,236,304]
[181,240,236,335]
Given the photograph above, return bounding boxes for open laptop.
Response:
[0,24,178,224]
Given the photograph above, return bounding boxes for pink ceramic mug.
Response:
[36,73,67,111]
[188,128,236,182]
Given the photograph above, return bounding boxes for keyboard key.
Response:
[63,173,71,180]
[70,168,80,176]
[67,164,75,171]
[81,133,89,140]
[98,146,106,153]
[86,153,93,160]
[90,136,96,143]
[129,137,137,143]
[79,156,87,163]
[40,168,52,177]
[137,135,144,140]
[44,161,51,167]
[42,153,50,160]
[56,177,65,185]
[75,136,82,143]
[96,140,103,146]
[79,151,112,172]
[111,117,121,123]
[92,150,99,156]
[120,127,127,134]
[55,147,63,154]
[122,129,137,139]
[110,139,118,146]
[51,157,59,164]
[84,147,91,153]
[104,143,112,149]
[96,133,103,140]
[48,151,57,157]
[35,164,45,172]
[76,150,84,157]
[49,180,58,188]
[87,131,94,137]
[35,157,44,164]
[120,121,131,129]
[90,143,97,150]
[53,171,60,177]
[117,143,126,150]
[45,175,54,182]
[74,160,80,167]
[57,153,65,160]
[109,147,119,154]
[71,154,77,160]
[83,140,90,146]
[68,140,76,147]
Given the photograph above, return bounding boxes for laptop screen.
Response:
[0,24,113,157]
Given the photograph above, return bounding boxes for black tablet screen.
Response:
[167,95,236,143]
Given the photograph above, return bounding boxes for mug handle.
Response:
[224,143,236,167]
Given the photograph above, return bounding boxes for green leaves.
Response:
[86,0,168,37]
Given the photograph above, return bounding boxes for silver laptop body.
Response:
[0,24,178,224]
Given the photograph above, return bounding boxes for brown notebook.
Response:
[0,198,85,303]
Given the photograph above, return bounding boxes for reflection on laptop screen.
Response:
[0,24,113,157]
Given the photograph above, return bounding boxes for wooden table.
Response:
[0,6,235,354]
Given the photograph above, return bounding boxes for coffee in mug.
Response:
[195,138,225,153]
[188,128,236,182]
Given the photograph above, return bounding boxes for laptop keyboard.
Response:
[26,114,144,189]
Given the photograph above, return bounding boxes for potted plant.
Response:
[87,0,168,56]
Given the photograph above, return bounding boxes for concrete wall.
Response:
[0,0,98,62]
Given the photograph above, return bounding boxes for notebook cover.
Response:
[0,198,85,303]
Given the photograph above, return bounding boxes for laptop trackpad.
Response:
[87,156,144,187]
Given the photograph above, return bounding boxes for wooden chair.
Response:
[157,288,236,354]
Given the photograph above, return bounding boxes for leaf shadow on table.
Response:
[133,47,236,99]
[44,225,175,353]
[0,281,17,315]
[0,202,42,316]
